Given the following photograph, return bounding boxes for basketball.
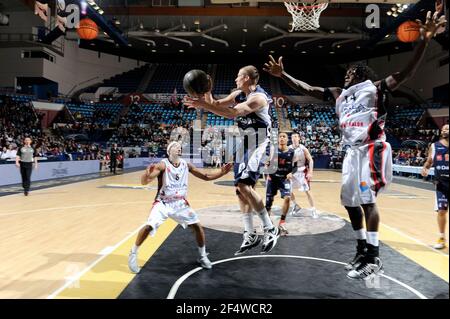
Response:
[397,21,421,43]
[183,69,211,97]
[77,18,98,40]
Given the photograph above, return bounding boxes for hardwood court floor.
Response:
[0,170,448,298]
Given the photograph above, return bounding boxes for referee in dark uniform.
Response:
[110,143,119,174]
[15,137,38,196]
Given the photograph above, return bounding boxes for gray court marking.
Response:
[167,255,427,300]
[196,205,346,236]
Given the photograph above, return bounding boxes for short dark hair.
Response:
[347,62,377,82]
[291,132,300,137]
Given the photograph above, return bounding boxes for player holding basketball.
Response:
[128,141,232,273]
[264,10,446,279]
[289,132,317,218]
[184,65,281,255]
[422,124,449,249]
[265,132,297,236]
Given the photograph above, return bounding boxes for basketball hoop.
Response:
[284,2,329,32]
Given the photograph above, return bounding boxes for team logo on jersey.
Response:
[343,103,370,117]
[359,181,370,192]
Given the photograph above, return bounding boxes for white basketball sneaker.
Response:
[197,254,213,269]
[128,251,141,274]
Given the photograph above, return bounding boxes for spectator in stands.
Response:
[1,144,17,160]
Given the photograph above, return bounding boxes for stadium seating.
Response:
[145,64,209,94]
[85,65,148,93]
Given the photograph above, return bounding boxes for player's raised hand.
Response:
[263,55,284,77]
[416,9,447,42]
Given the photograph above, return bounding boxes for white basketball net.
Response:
[284,2,329,32]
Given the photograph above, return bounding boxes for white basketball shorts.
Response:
[341,141,393,207]
[146,199,200,236]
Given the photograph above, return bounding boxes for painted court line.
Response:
[0,201,151,217]
[380,222,448,257]
[47,225,143,299]
[167,255,428,300]
[49,219,178,299]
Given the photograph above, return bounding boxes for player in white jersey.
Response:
[128,141,232,273]
[289,132,317,218]
[264,9,446,280]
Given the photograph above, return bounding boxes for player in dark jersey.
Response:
[264,9,446,279]
[184,66,280,255]
[422,124,449,249]
[265,132,297,236]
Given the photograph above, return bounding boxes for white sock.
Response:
[131,244,139,254]
[256,208,274,229]
[243,213,254,233]
[355,229,367,241]
[366,231,379,247]
[439,233,445,239]
[198,246,206,257]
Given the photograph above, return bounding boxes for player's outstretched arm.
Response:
[421,145,434,177]
[263,55,341,100]
[204,90,241,109]
[378,9,447,92]
[184,94,267,119]
[141,162,165,185]
[188,162,233,181]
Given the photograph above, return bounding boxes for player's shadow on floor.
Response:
[22,253,106,276]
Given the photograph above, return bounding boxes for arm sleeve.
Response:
[379,78,393,94]
[323,88,335,102]
[16,148,22,157]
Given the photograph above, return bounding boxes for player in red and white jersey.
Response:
[289,132,317,218]
[264,8,446,280]
[128,141,232,273]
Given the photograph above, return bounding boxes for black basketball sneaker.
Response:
[347,257,384,280]
[235,231,262,255]
[261,226,280,254]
